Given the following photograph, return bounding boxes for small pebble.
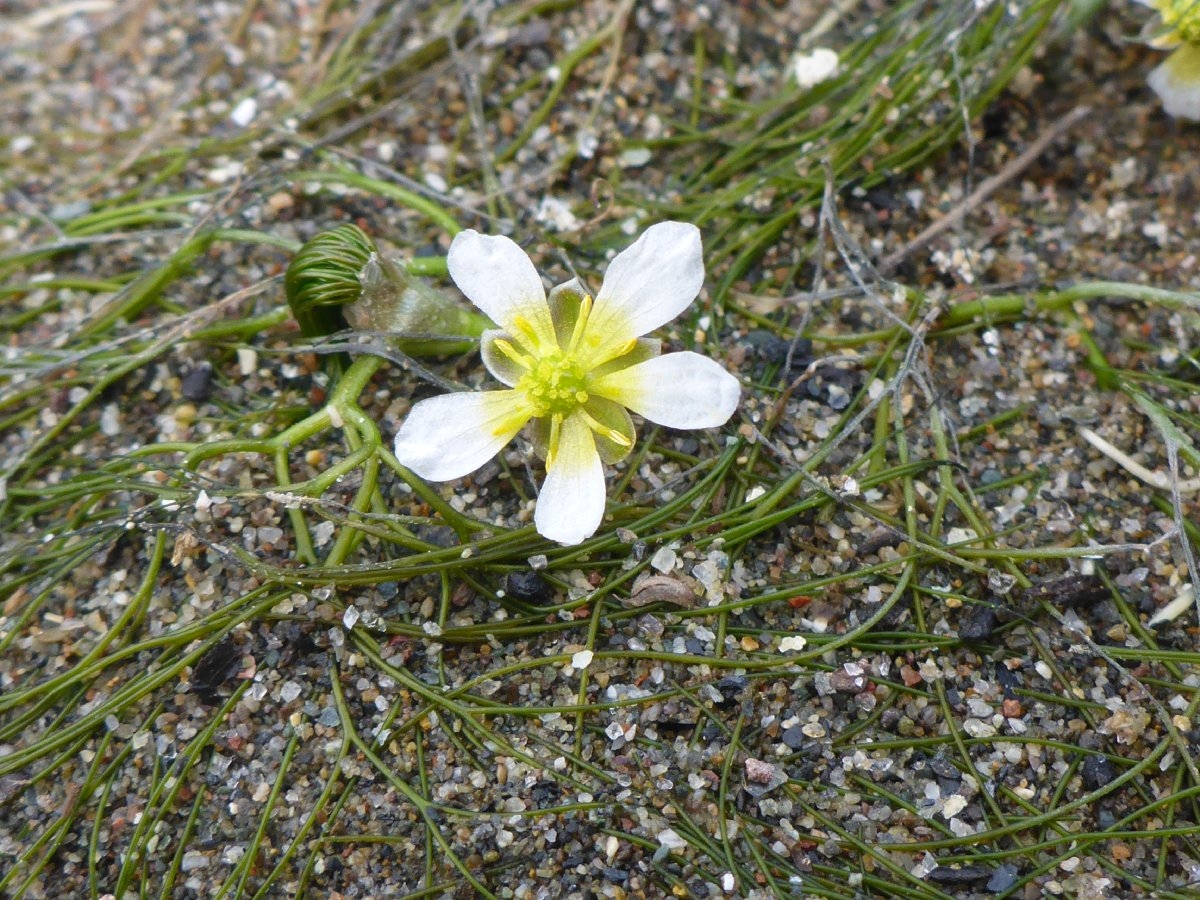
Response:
[181,362,214,401]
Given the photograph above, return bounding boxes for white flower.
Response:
[1148,43,1200,119]
[789,47,839,89]
[1138,0,1200,119]
[393,222,741,545]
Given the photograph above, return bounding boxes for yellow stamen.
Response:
[566,293,593,355]
[545,414,563,468]
[582,411,632,448]
[493,338,533,370]
[1163,0,1200,43]
[511,314,545,355]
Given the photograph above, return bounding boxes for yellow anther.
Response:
[582,411,632,448]
[511,314,544,354]
[566,294,594,355]
[1164,0,1200,41]
[494,338,533,370]
[545,415,563,468]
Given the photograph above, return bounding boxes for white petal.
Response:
[1148,585,1195,627]
[591,352,740,429]
[393,391,532,481]
[447,230,558,351]
[582,222,704,365]
[791,48,838,89]
[1148,45,1200,120]
[534,412,605,545]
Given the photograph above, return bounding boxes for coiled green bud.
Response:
[285,224,374,338]
[284,224,489,355]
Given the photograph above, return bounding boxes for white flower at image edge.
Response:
[1138,0,1200,120]
[393,221,741,545]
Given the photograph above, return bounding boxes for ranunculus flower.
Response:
[393,222,740,545]
[1138,0,1200,120]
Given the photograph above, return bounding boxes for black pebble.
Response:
[994,661,1022,692]
[1021,575,1108,608]
[415,525,458,548]
[1080,754,1118,791]
[743,330,814,370]
[959,604,998,641]
[929,753,959,780]
[863,187,902,211]
[180,361,214,401]
[715,675,748,707]
[780,725,806,750]
[505,570,552,604]
[928,865,990,885]
[191,636,241,703]
[986,863,1020,893]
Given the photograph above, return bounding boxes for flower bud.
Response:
[284,224,490,355]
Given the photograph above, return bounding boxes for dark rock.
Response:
[1020,575,1108,609]
[986,863,1020,892]
[715,675,748,707]
[742,330,814,371]
[780,725,806,750]
[1080,754,1118,791]
[415,525,458,548]
[928,864,990,884]
[181,361,214,401]
[504,570,552,604]
[929,754,959,781]
[191,635,242,703]
[829,668,867,693]
[960,604,998,641]
[994,662,1021,692]
[980,468,1003,486]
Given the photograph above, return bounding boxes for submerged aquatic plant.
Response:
[393,222,741,545]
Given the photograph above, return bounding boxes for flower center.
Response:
[1164,0,1200,42]
[518,352,589,417]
